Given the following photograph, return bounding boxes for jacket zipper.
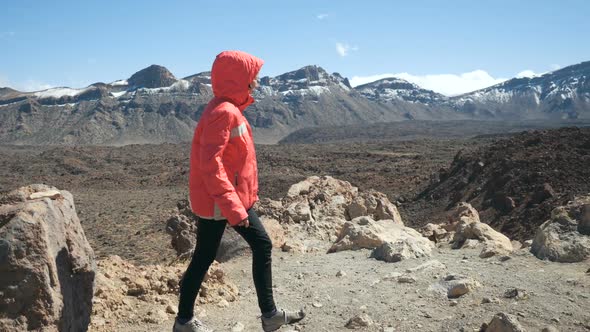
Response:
[234,172,238,186]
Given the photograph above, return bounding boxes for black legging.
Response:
[177,208,277,319]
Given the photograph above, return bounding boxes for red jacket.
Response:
[189,50,264,225]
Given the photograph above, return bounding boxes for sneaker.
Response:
[261,308,306,332]
[173,317,213,332]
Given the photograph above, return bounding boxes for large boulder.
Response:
[328,216,434,262]
[256,176,403,248]
[531,195,590,262]
[449,203,514,258]
[0,184,96,332]
[283,176,359,223]
[165,214,197,258]
[282,176,402,224]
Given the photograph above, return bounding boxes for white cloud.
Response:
[336,42,358,57]
[515,70,540,78]
[351,70,508,96]
[317,13,329,20]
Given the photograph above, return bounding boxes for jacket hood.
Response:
[211,50,264,111]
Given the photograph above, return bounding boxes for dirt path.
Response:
[114,247,589,332]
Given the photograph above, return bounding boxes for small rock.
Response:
[511,240,522,250]
[481,297,500,304]
[144,310,167,324]
[551,317,560,323]
[541,326,560,332]
[503,288,528,300]
[449,300,459,306]
[463,239,480,249]
[336,270,346,277]
[231,322,245,332]
[381,327,395,332]
[217,299,230,308]
[485,312,525,332]
[281,242,295,252]
[499,256,512,262]
[345,314,373,329]
[442,275,481,298]
[522,240,533,249]
[312,302,323,308]
[166,305,177,315]
[398,276,417,284]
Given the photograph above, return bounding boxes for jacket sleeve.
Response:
[198,108,248,225]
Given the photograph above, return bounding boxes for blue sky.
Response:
[1,0,588,95]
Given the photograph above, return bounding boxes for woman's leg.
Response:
[177,218,227,320]
[232,209,276,314]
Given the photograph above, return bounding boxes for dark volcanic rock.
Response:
[416,127,590,240]
[128,64,177,88]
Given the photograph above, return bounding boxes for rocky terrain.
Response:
[1,127,590,331]
[412,127,590,241]
[1,177,589,331]
[278,120,590,144]
[0,136,489,264]
[1,60,589,145]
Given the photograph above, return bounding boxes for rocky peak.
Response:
[333,73,352,89]
[127,65,177,89]
[257,65,351,98]
[355,77,447,104]
[275,65,330,83]
[357,77,420,91]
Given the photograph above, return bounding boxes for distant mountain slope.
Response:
[0,60,588,145]
[355,77,448,104]
[0,65,459,145]
[278,119,590,144]
[448,61,590,119]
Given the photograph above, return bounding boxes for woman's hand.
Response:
[236,218,250,228]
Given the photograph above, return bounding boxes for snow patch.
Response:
[339,82,351,91]
[34,87,90,99]
[110,91,127,98]
[110,80,128,86]
[137,80,191,94]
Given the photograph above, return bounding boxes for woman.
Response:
[174,50,305,332]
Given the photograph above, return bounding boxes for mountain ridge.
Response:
[0,60,589,145]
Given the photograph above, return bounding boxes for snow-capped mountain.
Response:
[354,77,448,104]
[0,64,432,145]
[0,60,588,145]
[449,61,590,119]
